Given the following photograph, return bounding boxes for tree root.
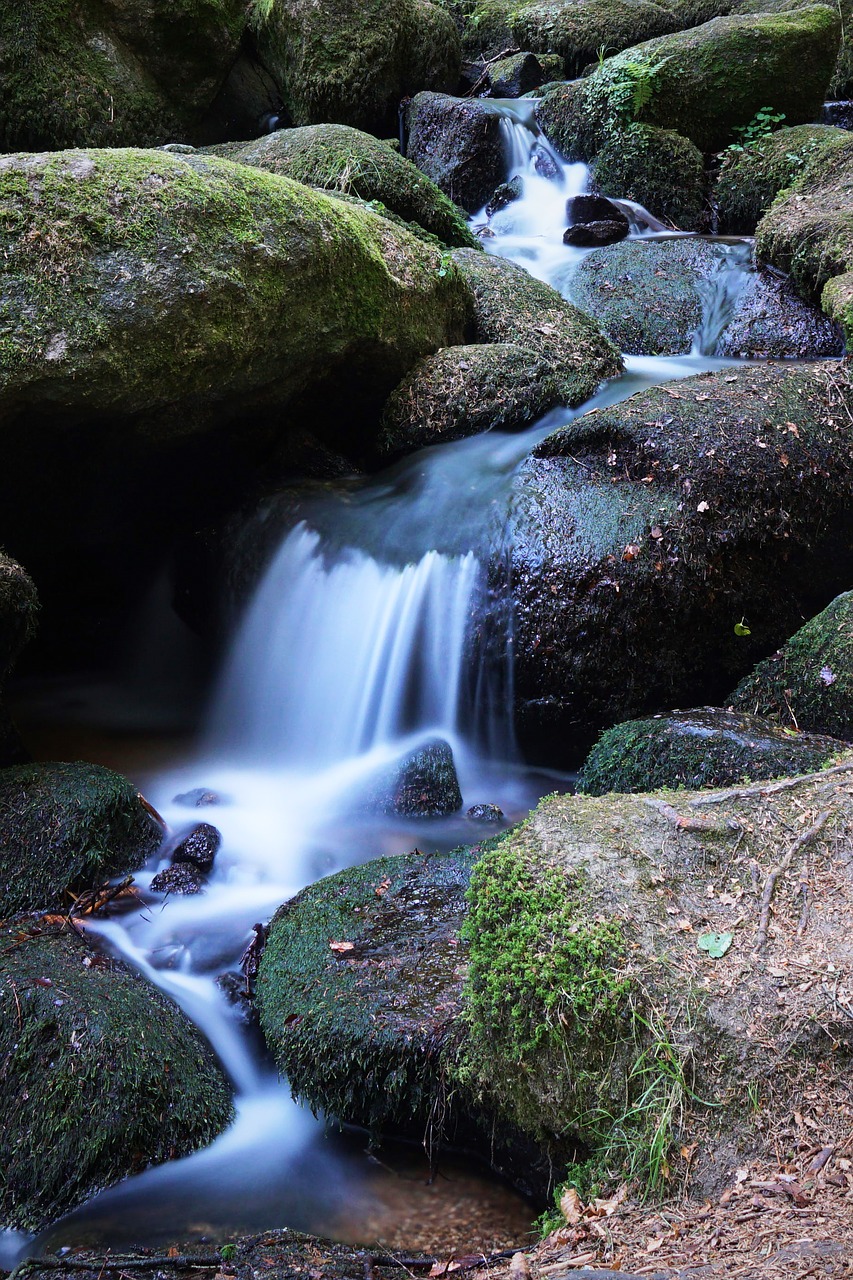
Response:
[754,810,831,952]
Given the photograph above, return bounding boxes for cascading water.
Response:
[8,96,767,1268]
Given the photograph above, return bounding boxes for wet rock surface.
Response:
[360,739,464,817]
[564,193,630,248]
[170,822,222,871]
[0,762,163,916]
[579,706,846,795]
[0,916,233,1231]
[150,861,207,895]
[406,93,507,213]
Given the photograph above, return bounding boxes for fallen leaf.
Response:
[374,878,392,897]
[560,1186,584,1225]
[697,500,710,512]
[329,941,355,954]
[697,931,734,958]
[622,543,641,561]
[820,666,836,686]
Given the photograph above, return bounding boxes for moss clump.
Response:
[579,706,844,794]
[593,124,705,230]
[378,343,562,456]
[454,825,632,1140]
[537,7,840,157]
[0,148,469,442]
[0,762,163,916]
[253,0,461,131]
[733,0,853,98]
[206,124,477,248]
[451,248,622,405]
[728,592,853,739]
[256,848,478,1133]
[0,0,244,152]
[0,552,38,679]
[0,917,233,1231]
[715,124,848,234]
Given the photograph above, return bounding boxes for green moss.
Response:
[254,0,461,130]
[256,848,478,1133]
[537,7,840,157]
[579,707,843,795]
[0,148,469,437]
[728,591,853,739]
[593,124,705,229]
[450,248,622,405]
[716,124,848,234]
[0,762,163,916]
[0,0,243,151]
[206,124,478,248]
[454,824,632,1139]
[0,552,38,677]
[0,918,233,1230]
[733,0,853,97]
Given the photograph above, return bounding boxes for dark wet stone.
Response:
[566,193,630,228]
[171,822,222,871]
[362,739,463,816]
[489,52,544,98]
[406,92,506,212]
[216,971,255,1025]
[563,219,629,246]
[173,787,223,807]
[466,803,505,822]
[486,175,523,218]
[822,99,853,129]
[533,145,560,179]
[150,862,206,895]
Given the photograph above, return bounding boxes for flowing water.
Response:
[6,103,761,1268]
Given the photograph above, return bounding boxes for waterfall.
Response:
[691,241,754,356]
[208,524,487,768]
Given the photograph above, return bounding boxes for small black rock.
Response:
[173,787,222,808]
[150,863,205,895]
[564,219,630,247]
[171,822,222,872]
[467,803,505,823]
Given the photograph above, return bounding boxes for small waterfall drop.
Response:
[210,525,483,768]
[691,241,754,356]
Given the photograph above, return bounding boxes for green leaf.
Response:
[697,931,733,958]
[734,621,751,636]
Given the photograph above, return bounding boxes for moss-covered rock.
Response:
[754,130,853,346]
[360,739,464,815]
[569,238,842,357]
[253,0,460,132]
[488,51,546,97]
[0,553,38,767]
[0,0,245,151]
[536,6,840,156]
[378,342,562,456]
[205,124,478,248]
[0,148,468,435]
[0,762,164,916]
[592,124,706,230]
[733,0,853,99]
[406,92,508,212]
[0,916,233,1231]
[728,592,853,739]
[451,248,622,403]
[715,124,848,234]
[257,767,853,1199]
[579,706,845,794]
[256,846,477,1135]
[461,0,735,75]
[508,361,853,761]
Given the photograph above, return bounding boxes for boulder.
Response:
[0,0,245,151]
[0,148,468,656]
[150,862,206,894]
[569,238,843,357]
[360,739,463,816]
[754,130,853,345]
[485,176,524,218]
[377,343,563,457]
[256,769,853,1200]
[0,917,233,1231]
[579,706,845,794]
[729,591,853,739]
[733,0,853,98]
[450,248,622,404]
[205,124,478,248]
[506,361,853,761]
[592,124,706,231]
[488,52,546,97]
[535,7,840,156]
[0,553,38,766]
[253,0,460,132]
[564,193,630,246]
[406,93,508,212]
[715,123,847,233]
[171,822,222,871]
[0,762,164,917]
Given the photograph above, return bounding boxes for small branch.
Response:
[645,798,739,836]
[10,1259,222,1277]
[754,811,831,953]
[691,762,853,807]
[71,875,135,918]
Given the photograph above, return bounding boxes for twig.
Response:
[754,811,831,952]
[645,798,739,836]
[692,762,853,807]
[9,1259,221,1278]
[71,876,135,918]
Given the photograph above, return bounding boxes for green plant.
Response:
[607,55,670,121]
[726,107,787,154]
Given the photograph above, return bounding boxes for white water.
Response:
[8,105,763,1268]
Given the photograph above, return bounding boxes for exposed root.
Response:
[754,810,831,952]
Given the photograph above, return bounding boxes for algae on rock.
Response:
[0,917,233,1231]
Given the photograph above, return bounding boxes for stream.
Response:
[5,105,757,1267]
